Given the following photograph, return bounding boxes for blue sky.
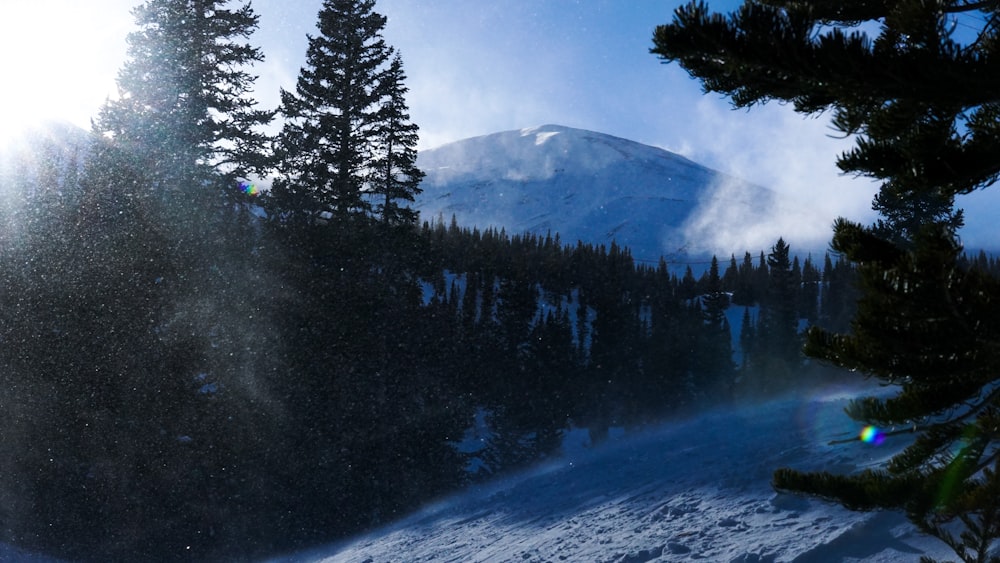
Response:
[7,0,997,248]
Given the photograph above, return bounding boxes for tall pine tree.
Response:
[93,0,272,203]
[43,3,281,557]
[698,255,735,394]
[654,1,1000,560]
[369,53,424,226]
[761,238,800,365]
[269,0,418,226]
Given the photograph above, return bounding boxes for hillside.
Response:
[271,387,952,562]
[414,124,829,263]
[0,389,960,562]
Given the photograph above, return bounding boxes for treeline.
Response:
[0,155,866,561]
[0,0,869,561]
[416,218,861,432]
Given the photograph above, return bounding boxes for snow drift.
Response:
[271,386,952,562]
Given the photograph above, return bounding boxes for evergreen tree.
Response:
[654,2,1000,560]
[732,251,756,305]
[799,255,820,325]
[698,256,734,393]
[642,280,685,413]
[818,252,858,333]
[93,0,272,202]
[736,238,802,396]
[512,309,576,460]
[738,306,755,371]
[782,220,1000,563]
[678,265,698,299]
[752,250,770,302]
[4,2,280,558]
[0,147,280,560]
[580,249,640,441]
[761,238,800,364]
[269,0,396,225]
[722,253,739,293]
[652,0,998,245]
[369,53,424,226]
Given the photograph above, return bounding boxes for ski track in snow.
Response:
[274,389,953,563]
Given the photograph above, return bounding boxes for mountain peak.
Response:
[415,125,812,262]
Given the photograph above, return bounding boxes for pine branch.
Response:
[944,1,1000,14]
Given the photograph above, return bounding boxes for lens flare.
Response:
[859,425,885,445]
[239,180,259,196]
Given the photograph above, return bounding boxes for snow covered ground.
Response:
[1,384,956,562]
[270,385,953,563]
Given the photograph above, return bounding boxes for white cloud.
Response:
[670,98,1000,251]
[682,175,839,256]
[664,98,880,251]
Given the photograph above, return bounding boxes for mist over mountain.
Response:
[415,124,832,263]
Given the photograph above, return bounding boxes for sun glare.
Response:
[0,1,130,149]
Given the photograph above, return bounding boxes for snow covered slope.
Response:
[271,388,952,562]
[0,388,959,562]
[414,125,828,263]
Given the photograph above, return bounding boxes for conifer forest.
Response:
[6,0,1000,562]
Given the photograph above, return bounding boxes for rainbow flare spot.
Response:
[239,180,259,196]
[859,425,885,445]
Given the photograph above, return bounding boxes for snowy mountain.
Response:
[271,387,953,563]
[414,125,830,263]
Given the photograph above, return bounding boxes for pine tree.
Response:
[57,3,280,556]
[738,306,755,372]
[722,254,739,293]
[369,53,424,226]
[699,255,735,393]
[782,220,1000,563]
[761,238,800,364]
[732,251,756,305]
[752,250,770,302]
[678,265,698,299]
[701,256,728,326]
[93,0,272,203]
[269,0,398,225]
[818,252,857,333]
[652,0,999,243]
[799,255,820,325]
[737,238,801,396]
[0,142,284,559]
[654,2,1000,560]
